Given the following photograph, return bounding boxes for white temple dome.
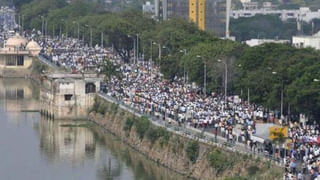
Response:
[5,33,28,48]
[26,40,41,56]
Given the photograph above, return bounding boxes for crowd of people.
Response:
[39,37,108,73]
[282,122,320,179]
[33,35,320,180]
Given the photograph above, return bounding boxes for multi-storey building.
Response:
[232,7,320,23]
[154,0,227,37]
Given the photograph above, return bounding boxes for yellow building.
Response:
[189,0,197,23]
[155,0,226,36]
[0,33,41,77]
[198,0,206,31]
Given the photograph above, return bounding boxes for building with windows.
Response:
[154,0,226,37]
[40,73,102,120]
[232,7,320,23]
[0,33,41,77]
[292,31,320,50]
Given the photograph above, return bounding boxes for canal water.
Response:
[0,78,185,180]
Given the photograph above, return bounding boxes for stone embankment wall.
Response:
[89,95,283,180]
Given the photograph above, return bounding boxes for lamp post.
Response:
[180,49,187,84]
[136,34,139,62]
[72,21,80,40]
[41,16,44,40]
[197,55,206,95]
[128,35,136,64]
[150,41,157,68]
[159,46,167,67]
[59,19,64,40]
[45,20,48,41]
[21,15,24,33]
[52,24,55,38]
[218,59,228,105]
[85,24,92,47]
[272,71,284,121]
[101,32,104,48]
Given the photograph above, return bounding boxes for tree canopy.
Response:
[17,0,320,121]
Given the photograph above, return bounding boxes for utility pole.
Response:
[18,14,20,32]
[150,41,154,68]
[90,27,92,47]
[136,34,139,63]
[52,24,55,38]
[281,80,284,121]
[101,32,103,48]
[158,43,161,67]
[45,20,48,41]
[197,55,206,95]
[59,25,62,40]
[133,38,136,64]
[225,62,228,105]
[218,59,228,104]
[77,23,80,40]
[41,16,44,39]
[21,15,24,33]
[180,49,187,84]
[247,88,250,106]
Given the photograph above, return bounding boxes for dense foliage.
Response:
[237,43,320,119]
[18,0,320,121]
[185,140,199,163]
[230,15,316,41]
[208,149,232,173]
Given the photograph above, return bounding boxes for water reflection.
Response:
[35,117,185,180]
[36,119,96,163]
[91,127,186,180]
[0,78,185,180]
[0,78,39,112]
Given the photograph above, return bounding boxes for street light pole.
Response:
[90,28,92,47]
[136,34,139,63]
[72,21,80,40]
[77,23,80,40]
[272,71,284,121]
[41,16,44,39]
[248,88,250,106]
[60,19,64,40]
[45,20,48,41]
[281,80,284,120]
[133,37,136,64]
[158,43,161,66]
[180,49,187,84]
[150,41,156,68]
[150,41,152,67]
[85,24,92,47]
[52,24,55,38]
[21,15,24,33]
[101,32,104,48]
[197,55,206,95]
[218,59,228,105]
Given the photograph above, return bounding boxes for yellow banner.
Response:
[269,126,288,140]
